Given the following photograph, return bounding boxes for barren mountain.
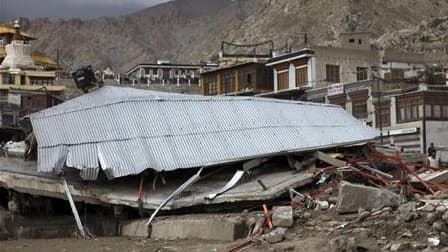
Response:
[376,16,448,54]
[18,0,448,73]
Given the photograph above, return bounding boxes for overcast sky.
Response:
[0,0,171,21]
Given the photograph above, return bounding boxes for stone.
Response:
[432,221,446,232]
[272,206,294,228]
[442,211,448,223]
[390,242,411,251]
[427,213,439,224]
[328,197,338,204]
[303,212,312,219]
[357,211,370,221]
[327,236,358,252]
[262,227,287,244]
[398,201,418,222]
[440,232,448,246]
[336,181,400,213]
[315,200,329,211]
[435,205,447,213]
[420,203,436,212]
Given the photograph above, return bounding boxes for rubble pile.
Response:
[224,144,448,252]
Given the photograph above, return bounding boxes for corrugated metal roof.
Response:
[30,86,378,180]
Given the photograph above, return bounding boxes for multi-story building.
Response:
[200,41,274,96]
[0,21,64,127]
[200,61,273,96]
[266,39,447,152]
[126,60,217,86]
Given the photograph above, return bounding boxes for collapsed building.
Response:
[0,85,378,238]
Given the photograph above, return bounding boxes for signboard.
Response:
[388,128,418,136]
[327,83,344,96]
[7,93,21,106]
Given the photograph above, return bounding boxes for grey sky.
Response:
[0,0,171,21]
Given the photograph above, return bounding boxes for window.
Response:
[356,67,368,81]
[1,114,14,127]
[328,94,346,110]
[349,38,355,43]
[277,71,289,90]
[2,74,15,84]
[221,72,235,94]
[425,104,432,118]
[375,104,391,128]
[326,65,340,83]
[358,39,362,45]
[434,105,441,118]
[423,94,448,120]
[30,77,54,85]
[390,69,404,80]
[352,100,368,119]
[295,65,307,87]
[238,70,254,90]
[397,98,422,123]
[203,75,217,95]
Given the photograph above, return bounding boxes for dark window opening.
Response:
[353,100,368,119]
[326,64,340,83]
[358,39,362,44]
[2,74,15,85]
[349,38,355,43]
[356,67,368,81]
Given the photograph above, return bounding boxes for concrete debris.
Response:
[150,215,247,241]
[262,227,287,244]
[272,206,294,228]
[398,201,418,222]
[336,181,400,213]
[2,141,26,157]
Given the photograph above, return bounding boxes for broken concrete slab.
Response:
[0,157,315,211]
[336,181,400,214]
[272,206,294,227]
[120,219,149,238]
[150,214,247,241]
[411,170,448,184]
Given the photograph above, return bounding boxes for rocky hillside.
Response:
[376,16,448,54]
[18,0,448,72]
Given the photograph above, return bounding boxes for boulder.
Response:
[272,206,293,228]
[336,181,400,214]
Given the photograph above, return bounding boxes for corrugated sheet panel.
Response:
[30,86,378,180]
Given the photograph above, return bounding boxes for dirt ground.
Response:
[0,237,229,252]
[0,236,328,252]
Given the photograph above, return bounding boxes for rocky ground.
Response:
[2,197,448,252]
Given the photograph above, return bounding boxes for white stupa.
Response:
[0,20,36,71]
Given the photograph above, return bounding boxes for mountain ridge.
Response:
[17,0,448,73]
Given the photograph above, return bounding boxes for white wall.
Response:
[426,121,448,150]
[288,63,296,89]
